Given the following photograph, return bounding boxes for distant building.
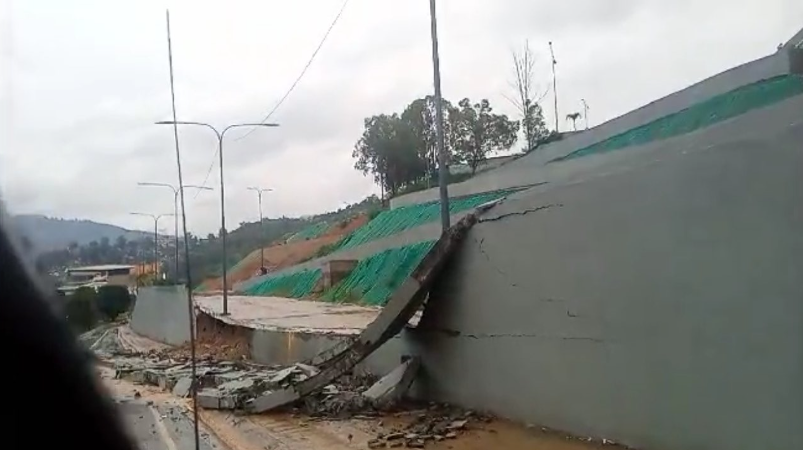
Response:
[57,264,135,296]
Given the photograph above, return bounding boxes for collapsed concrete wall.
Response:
[131,286,192,346]
[391,50,792,209]
[195,307,408,376]
[412,113,803,449]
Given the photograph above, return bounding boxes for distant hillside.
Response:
[10,215,150,253]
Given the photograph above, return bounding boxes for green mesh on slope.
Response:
[287,222,330,242]
[553,74,803,163]
[324,241,436,306]
[335,189,517,252]
[243,268,322,298]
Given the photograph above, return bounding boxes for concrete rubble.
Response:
[111,353,482,447]
[363,357,420,407]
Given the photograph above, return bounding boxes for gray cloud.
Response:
[2,0,802,235]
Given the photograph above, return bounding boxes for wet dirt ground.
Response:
[102,366,622,450]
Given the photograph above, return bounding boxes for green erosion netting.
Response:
[323,240,436,306]
[553,74,803,162]
[335,189,518,252]
[243,268,322,298]
[287,222,330,242]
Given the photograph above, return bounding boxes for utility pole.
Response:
[549,41,559,133]
[247,187,272,275]
[581,99,589,130]
[156,120,279,315]
[129,212,173,280]
[429,0,450,232]
[137,182,212,282]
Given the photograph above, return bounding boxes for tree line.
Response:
[353,42,555,198]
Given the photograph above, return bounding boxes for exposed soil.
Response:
[200,214,368,292]
[159,310,252,361]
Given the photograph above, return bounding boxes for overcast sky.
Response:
[1,0,801,235]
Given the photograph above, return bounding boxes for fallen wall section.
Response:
[131,286,191,346]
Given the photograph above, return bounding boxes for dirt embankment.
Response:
[200,214,368,292]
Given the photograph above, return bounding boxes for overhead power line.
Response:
[192,0,351,196]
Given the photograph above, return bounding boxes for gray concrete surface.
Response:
[784,26,803,49]
[391,49,793,208]
[131,286,192,346]
[250,328,409,376]
[115,401,219,450]
[410,103,803,450]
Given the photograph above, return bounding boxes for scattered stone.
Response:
[367,438,386,448]
[447,419,467,430]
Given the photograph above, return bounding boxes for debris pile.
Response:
[113,355,382,415]
[367,406,485,448]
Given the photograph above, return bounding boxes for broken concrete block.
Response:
[295,363,320,377]
[363,357,420,406]
[172,377,193,398]
[218,378,255,393]
[246,388,300,413]
[196,389,237,410]
[269,366,299,385]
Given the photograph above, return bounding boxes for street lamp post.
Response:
[137,182,212,282]
[156,120,279,315]
[549,41,559,133]
[247,187,272,274]
[581,98,590,130]
[428,0,451,232]
[130,212,174,279]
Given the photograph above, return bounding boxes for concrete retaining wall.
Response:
[250,329,408,376]
[130,286,192,346]
[391,50,792,209]
[411,113,803,450]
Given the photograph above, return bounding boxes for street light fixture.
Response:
[137,182,212,282]
[155,120,279,315]
[247,186,273,274]
[428,0,450,232]
[129,212,175,279]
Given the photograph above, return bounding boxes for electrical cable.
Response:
[192,0,351,197]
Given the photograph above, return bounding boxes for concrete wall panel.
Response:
[131,286,192,346]
[413,120,803,450]
[249,329,409,376]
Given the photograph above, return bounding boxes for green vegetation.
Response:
[38,195,383,289]
[241,241,436,306]
[287,221,331,242]
[553,74,803,162]
[353,95,535,198]
[64,287,98,331]
[243,269,322,298]
[64,285,134,331]
[323,240,436,306]
[96,285,133,320]
[335,189,519,252]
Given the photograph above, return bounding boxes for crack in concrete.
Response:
[416,327,603,342]
[478,203,564,223]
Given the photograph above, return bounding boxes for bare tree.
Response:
[507,40,549,153]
